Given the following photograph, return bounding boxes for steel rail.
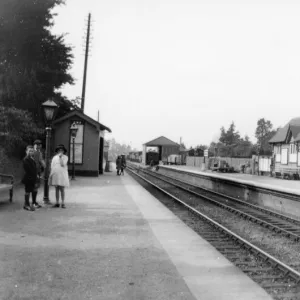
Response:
[128,164,300,241]
[129,163,300,225]
[127,166,300,283]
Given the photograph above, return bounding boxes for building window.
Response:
[290,143,297,154]
[69,122,84,164]
[281,148,288,165]
[274,145,281,154]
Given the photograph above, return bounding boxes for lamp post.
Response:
[70,122,78,180]
[42,99,58,204]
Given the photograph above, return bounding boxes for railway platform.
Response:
[128,162,300,219]
[0,170,272,299]
[163,165,300,196]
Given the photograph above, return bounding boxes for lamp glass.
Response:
[42,100,58,122]
[44,107,55,122]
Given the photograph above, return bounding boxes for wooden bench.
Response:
[0,173,14,202]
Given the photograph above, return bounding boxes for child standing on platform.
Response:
[22,145,38,211]
[49,144,69,208]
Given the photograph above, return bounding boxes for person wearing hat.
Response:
[48,144,69,208]
[32,139,45,208]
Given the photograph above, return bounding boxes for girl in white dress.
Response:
[49,144,70,208]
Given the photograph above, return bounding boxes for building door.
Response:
[99,137,104,174]
[158,146,162,161]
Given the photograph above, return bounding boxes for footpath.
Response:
[0,171,271,300]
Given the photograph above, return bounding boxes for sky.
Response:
[52,0,300,150]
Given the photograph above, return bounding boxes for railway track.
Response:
[129,164,300,241]
[126,165,300,300]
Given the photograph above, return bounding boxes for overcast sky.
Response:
[52,0,300,150]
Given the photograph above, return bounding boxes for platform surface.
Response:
[0,171,272,300]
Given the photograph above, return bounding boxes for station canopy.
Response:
[144,136,179,147]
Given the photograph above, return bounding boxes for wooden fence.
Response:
[186,156,272,174]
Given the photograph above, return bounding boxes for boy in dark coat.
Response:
[22,145,38,211]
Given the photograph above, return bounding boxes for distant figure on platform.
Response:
[120,155,126,175]
[116,156,122,175]
[22,145,38,211]
[32,139,45,208]
[49,144,69,208]
[270,156,275,177]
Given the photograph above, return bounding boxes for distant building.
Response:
[142,136,180,165]
[269,117,300,176]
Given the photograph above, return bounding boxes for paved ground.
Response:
[0,171,272,300]
[0,174,197,300]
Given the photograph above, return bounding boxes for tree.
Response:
[255,118,276,155]
[107,138,135,160]
[212,129,254,158]
[255,118,273,144]
[0,106,43,156]
[0,0,74,123]
[244,135,251,143]
[188,144,207,156]
[219,122,241,145]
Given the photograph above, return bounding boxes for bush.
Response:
[0,106,44,157]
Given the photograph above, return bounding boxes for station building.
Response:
[52,110,111,176]
[142,136,180,165]
[269,117,300,176]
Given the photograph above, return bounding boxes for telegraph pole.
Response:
[81,13,92,112]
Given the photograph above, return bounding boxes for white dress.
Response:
[49,154,70,187]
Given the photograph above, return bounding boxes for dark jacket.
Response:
[22,156,37,185]
[116,157,122,170]
[33,149,45,174]
[121,156,126,168]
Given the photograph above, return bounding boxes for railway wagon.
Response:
[146,151,160,165]
[167,154,182,165]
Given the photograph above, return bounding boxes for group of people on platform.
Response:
[116,155,126,176]
[22,141,69,211]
